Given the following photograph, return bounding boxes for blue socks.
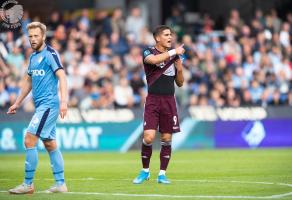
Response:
[23,146,65,186]
[49,148,65,185]
[24,147,38,185]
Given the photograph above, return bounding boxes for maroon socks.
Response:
[160,141,172,170]
[141,140,172,172]
[141,140,152,169]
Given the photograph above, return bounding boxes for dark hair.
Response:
[153,25,172,39]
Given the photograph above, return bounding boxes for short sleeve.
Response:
[143,48,153,61]
[47,49,63,73]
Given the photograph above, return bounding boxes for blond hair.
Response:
[26,22,47,35]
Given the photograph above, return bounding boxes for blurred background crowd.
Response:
[0,5,291,111]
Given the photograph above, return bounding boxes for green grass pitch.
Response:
[0,148,292,200]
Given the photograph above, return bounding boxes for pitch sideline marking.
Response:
[0,179,292,199]
[0,190,292,199]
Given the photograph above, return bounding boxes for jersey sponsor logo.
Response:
[143,50,151,58]
[31,69,45,76]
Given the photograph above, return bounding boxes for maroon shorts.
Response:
[143,94,180,133]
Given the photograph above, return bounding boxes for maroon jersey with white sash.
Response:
[142,47,179,95]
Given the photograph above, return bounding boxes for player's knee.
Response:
[161,135,172,143]
[43,140,57,152]
[24,133,38,148]
[143,136,154,144]
[24,138,33,148]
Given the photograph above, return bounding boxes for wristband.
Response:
[168,49,176,57]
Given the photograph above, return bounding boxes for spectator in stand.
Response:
[114,77,134,108]
[6,46,24,78]
[92,9,112,37]
[228,9,244,33]
[125,6,146,43]
[110,8,126,37]
[21,11,31,35]
[202,13,214,34]
[53,25,67,48]
[130,70,146,106]
[79,9,91,32]
[270,9,282,33]
[47,11,61,31]
[0,78,9,108]
[5,77,19,107]
[0,57,10,78]
[209,88,225,107]
[63,40,81,65]
[137,26,156,47]
[124,45,143,72]
[254,9,265,28]
[165,6,184,37]
[279,22,290,48]
[109,32,129,56]
[98,79,115,109]
[249,80,264,105]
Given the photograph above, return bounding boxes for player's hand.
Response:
[175,44,185,55]
[60,101,67,119]
[7,103,19,114]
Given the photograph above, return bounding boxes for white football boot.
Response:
[9,183,34,194]
[45,183,68,193]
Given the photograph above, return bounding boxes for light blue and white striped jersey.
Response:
[27,45,63,109]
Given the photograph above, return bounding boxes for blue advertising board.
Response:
[215,119,292,148]
[0,121,142,153]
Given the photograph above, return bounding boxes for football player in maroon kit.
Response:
[133,25,185,184]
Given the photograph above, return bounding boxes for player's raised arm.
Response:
[175,58,184,87]
[7,74,32,114]
[144,44,185,65]
[55,69,68,119]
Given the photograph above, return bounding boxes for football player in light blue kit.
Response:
[7,22,68,194]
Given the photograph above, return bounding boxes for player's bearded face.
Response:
[28,28,45,51]
[158,29,172,49]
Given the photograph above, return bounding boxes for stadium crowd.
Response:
[0,7,292,111]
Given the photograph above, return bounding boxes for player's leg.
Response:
[157,96,180,184]
[39,108,67,193]
[9,133,38,194]
[141,130,156,171]
[9,109,48,194]
[158,133,172,184]
[133,130,156,184]
[43,139,67,193]
[133,94,159,184]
